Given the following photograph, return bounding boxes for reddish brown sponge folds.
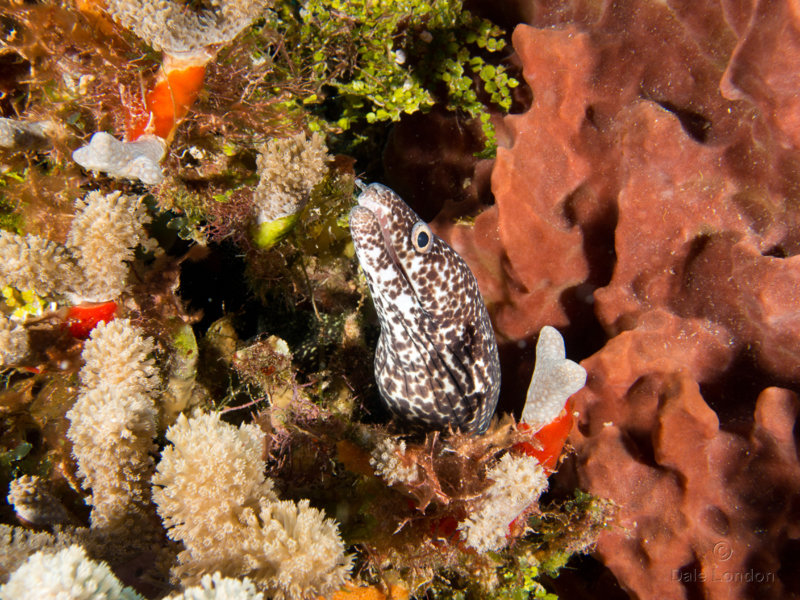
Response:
[433,1,800,598]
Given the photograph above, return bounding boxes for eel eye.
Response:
[411,221,433,253]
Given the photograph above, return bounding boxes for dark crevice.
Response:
[656,100,712,143]
[0,50,31,117]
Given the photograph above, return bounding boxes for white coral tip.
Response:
[72,132,165,185]
[521,326,586,429]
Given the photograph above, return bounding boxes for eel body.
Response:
[349,183,500,434]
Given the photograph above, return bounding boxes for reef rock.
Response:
[421,1,800,598]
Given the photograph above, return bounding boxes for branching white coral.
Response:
[369,438,419,486]
[152,412,276,541]
[0,544,144,600]
[521,326,586,429]
[7,475,73,527]
[66,190,155,302]
[67,319,159,533]
[0,315,29,367]
[72,132,166,185]
[0,524,90,583]
[104,0,270,55]
[67,384,158,533]
[254,132,330,224]
[458,453,548,553]
[253,499,351,600]
[164,573,262,600]
[152,412,351,599]
[0,231,79,297]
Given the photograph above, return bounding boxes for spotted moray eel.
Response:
[349,183,500,434]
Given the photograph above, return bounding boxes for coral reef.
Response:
[0,1,615,598]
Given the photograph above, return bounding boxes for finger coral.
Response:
[0,544,144,600]
[0,191,153,305]
[67,192,155,302]
[78,317,159,397]
[457,452,548,553]
[251,132,330,248]
[67,191,155,303]
[0,315,29,366]
[152,411,351,599]
[0,231,79,297]
[66,319,160,534]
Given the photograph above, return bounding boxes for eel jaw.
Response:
[354,187,416,293]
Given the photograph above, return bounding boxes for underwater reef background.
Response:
[1,0,799,599]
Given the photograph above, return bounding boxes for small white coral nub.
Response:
[458,453,548,553]
[0,544,144,600]
[521,326,586,429]
[0,117,53,150]
[72,132,166,185]
[369,438,420,486]
[0,315,29,367]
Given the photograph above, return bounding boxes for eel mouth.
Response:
[355,187,415,291]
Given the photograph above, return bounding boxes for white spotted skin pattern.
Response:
[349,183,500,434]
